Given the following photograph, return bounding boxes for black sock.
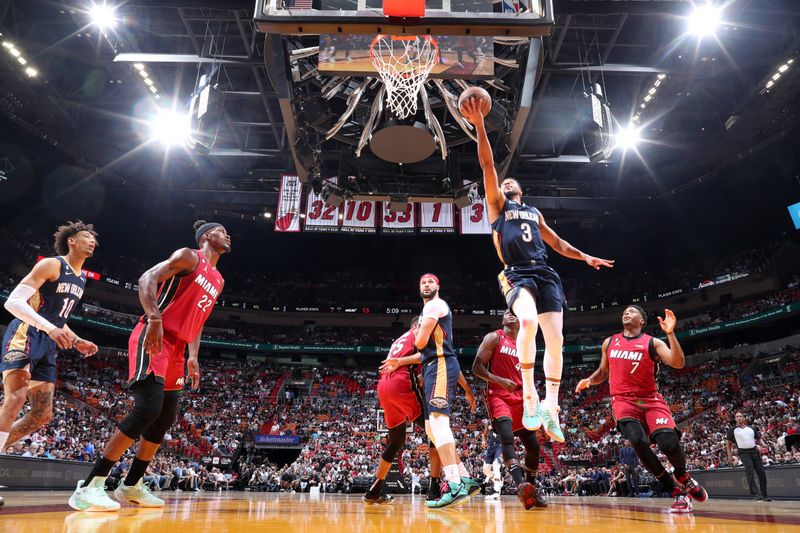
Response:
[85,457,116,485]
[673,467,687,480]
[368,478,385,494]
[656,470,677,492]
[524,456,538,484]
[124,458,151,487]
[508,461,525,486]
[430,477,440,493]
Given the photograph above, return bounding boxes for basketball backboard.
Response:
[254,0,554,37]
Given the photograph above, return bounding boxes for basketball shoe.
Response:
[522,398,542,431]
[427,480,441,502]
[675,473,708,503]
[461,477,482,497]
[539,403,565,443]
[670,493,693,514]
[516,482,548,510]
[426,480,469,509]
[363,491,394,505]
[114,478,165,507]
[68,478,121,512]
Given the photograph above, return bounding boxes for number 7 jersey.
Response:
[155,250,224,342]
[607,332,658,397]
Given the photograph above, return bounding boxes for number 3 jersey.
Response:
[607,332,658,397]
[490,200,549,267]
[155,250,224,342]
[32,256,87,329]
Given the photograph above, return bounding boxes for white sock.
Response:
[458,462,469,479]
[521,368,539,404]
[494,480,503,493]
[0,431,9,453]
[444,464,461,485]
[492,462,502,480]
[544,379,561,407]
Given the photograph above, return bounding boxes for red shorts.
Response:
[128,320,187,391]
[611,393,676,435]
[377,374,424,429]
[487,392,524,433]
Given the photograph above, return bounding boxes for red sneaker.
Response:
[670,494,693,514]
[676,473,708,503]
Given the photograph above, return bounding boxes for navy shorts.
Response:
[422,355,461,418]
[485,442,502,464]
[1,319,58,383]
[497,264,566,314]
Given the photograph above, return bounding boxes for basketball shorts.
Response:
[422,355,461,418]
[0,319,57,383]
[377,373,425,429]
[611,393,676,437]
[487,392,525,433]
[128,320,187,391]
[497,264,566,314]
[485,441,502,464]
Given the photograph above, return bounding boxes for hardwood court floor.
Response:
[1,492,799,532]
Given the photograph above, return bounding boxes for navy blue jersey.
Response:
[490,200,548,267]
[488,430,500,448]
[31,257,87,329]
[420,303,456,364]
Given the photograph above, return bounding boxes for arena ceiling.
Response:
[1,0,799,221]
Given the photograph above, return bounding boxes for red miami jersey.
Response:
[379,328,419,389]
[487,329,523,400]
[607,332,658,397]
[155,250,224,343]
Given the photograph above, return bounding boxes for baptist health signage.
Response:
[0,455,92,490]
[690,465,800,500]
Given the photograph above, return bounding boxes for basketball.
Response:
[458,86,491,117]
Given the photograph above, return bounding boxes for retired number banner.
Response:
[420,202,455,234]
[341,200,377,234]
[304,177,340,233]
[459,180,491,234]
[380,202,416,234]
[274,175,303,233]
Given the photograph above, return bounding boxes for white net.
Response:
[370,35,439,120]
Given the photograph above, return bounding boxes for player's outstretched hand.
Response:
[575,378,591,393]
[460,98,484,127]
[187,358,200,390]
[585,255,615,270]
[144,319,164,357]
[75,339,98,357]
[379,358,399,374]
[48,327,73,350]
[658,309,676,334]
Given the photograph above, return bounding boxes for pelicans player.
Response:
[70,220,230,512]
[575,305,708,513]
[461,97,613,441]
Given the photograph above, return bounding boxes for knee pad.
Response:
[654,430,680,455]
[620,421,651,452]
[118,377,164,439]
[141,390,181,444]
[428,413,454,447]
[381,424,406,463]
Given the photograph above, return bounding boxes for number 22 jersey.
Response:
[155,250,224,342]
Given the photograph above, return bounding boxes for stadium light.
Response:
[687,3,721,38]
[615,125,642,151]
[90,3,118,30]
[149,110,191,147]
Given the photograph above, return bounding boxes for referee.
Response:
[726,412,771,501]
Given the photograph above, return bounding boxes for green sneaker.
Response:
[461,477,481,497]
[540,403,565,443]
[522,399,542,431]
[68,478,121,512]
[426,481,470,509]
[114,478,165,507]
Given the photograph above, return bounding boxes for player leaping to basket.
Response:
[460,92,614,442]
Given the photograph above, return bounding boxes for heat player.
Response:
[575,305,708,513]
[363,317,441,504]
[69,220,230,512]
[473,310,547,509]
[461,97,614,442]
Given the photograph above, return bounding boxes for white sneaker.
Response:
[68,478,121,512]
[114,478,165,507]
[485,493,501,500]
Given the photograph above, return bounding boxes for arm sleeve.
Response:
[3,284,57,334]
[421,299,449,320]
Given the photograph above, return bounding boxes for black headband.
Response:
[195,222,222,245]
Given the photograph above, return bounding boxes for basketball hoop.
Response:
[370,34,439,120]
